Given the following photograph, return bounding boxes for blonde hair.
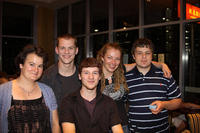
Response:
[96,42,129,92]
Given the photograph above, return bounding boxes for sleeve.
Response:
[0,85,3,111]
[109,98,122,127]
[166,75,181,100]
[47,86,58,110]
[59,96,75,124]
[39,83,58,111]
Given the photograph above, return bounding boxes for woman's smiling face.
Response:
[101,48,121,74]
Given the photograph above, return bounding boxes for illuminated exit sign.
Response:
[178,0,200,22]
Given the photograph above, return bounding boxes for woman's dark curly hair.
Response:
[15,44,48,73]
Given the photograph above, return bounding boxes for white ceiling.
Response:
[5,0,80,8]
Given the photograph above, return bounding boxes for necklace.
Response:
[107,76,112,80]
[19,84,37,96]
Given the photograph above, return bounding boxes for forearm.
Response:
[112,124,123,133]
[183,102,200,109]
[152,61,171,78]
[52,110,61,133]
[162,98,182,110]
[62,122,76,133]
[52,123,61,133]
[152,61,162,68]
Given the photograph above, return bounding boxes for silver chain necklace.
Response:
[18,84,37,96]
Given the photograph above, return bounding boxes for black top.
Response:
[40,63,81,108]
[60,90,121,133]
[102,78,128,126]
[8,96,51,133]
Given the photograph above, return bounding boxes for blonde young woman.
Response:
[0,45,60,133]
[96,42,171,133]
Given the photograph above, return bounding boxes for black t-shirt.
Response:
[40,64,81,108]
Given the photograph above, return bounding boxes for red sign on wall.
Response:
[178,0,200,22]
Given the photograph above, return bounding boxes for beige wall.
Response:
[37,6,55,66]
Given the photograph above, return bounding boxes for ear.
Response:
[19,64,23,69]
[101,56,104,62]
[75,47,79,55]
[55,47,59,55]
[78,74,81,80]
[132,54,135,60]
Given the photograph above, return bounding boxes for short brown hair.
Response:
[131,38,154,55]
[57,33,77,47]
[15,44,48,73]
[79,58,102,75]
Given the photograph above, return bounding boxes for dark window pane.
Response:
[144,25,180,82]
[72,1,86,35]
[114,0,139,29]
[184,22,200,101]
[144,0,179,25]
[90,0,108,33]
[90,34,108,57]
[76,37,86,64]
[2,37,33,75]
[113,30,139,64]
[3,2,33,36]
[57,6,68,36]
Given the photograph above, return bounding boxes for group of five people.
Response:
[0,33,181,133]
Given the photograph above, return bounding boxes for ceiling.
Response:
[4,0,80,8]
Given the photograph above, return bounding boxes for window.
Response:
[3,2,33,36]
[90,0,108,33]
[2,38,33,74]
[90,34,108,58]
[113,30,139,64]
[144,0,179,25]
[72,1,86,35]
[184,21,200,101]
[144,25,180,82]
[2,2,34,75]
[57,6,68,36]
[76,37,86,64]
[114,0,139,29]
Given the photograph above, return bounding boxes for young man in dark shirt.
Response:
[40,33,81,108]
[125,38,182,133]
[60,58,123,133]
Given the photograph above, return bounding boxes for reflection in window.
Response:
[2,38,33,75]
[114,0,139,29]
[3,2,33,36]
[144,25,180,82]
[90,0,108,33]
[90,34,108,58]
[57,6,68,36]
[72,1,86,35]
[113,30,138,64]
[184,22,200,101]
[144,0,179,25]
